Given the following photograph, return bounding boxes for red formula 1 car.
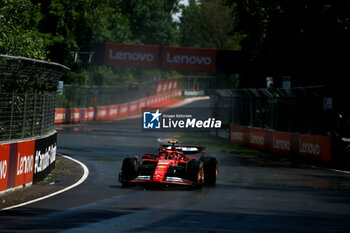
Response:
[118,141,218,188]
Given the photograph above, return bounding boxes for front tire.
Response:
[187,160,204,188]
[119,157,139,187]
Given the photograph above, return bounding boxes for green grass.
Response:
[177,132,292,161]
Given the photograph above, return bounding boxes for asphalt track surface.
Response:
[1,99,350,232]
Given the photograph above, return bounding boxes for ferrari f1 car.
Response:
[118,141,218,188]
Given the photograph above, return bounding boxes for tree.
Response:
[121,0,180,45]
[179,0,202,47]
[179,0,239,50]
[233,0,350,87]
[34,0,131,65]
[0,0,47,59]
[200,0,239,49]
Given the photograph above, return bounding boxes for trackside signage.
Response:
[229,124,332,163]
[162,46,217,72]
[230,125,245,145]
[298,134,331,162]
[33,133,57,183]
[104,43,159,69]
[96,42,241,72]
[249,128,266,151]
[269,131,292,154]
[0,132,58,193]
[0,144,10,192]
[15,140,35,187]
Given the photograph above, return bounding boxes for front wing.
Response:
[120,174,194,186]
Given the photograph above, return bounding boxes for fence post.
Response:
[41,94,45,135]
[32,92,37,136]
[9,91,14,140]
[22,91,28,138]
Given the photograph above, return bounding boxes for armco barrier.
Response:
[0,132,57,193]
[230,124,332,163]
[55,89,183,124]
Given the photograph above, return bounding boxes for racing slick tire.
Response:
[187,160,204,189]
[119,157,139,187]
[201,157,218,185]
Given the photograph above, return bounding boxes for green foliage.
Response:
[179,0,240,50]
[39,0,181,85]
[234,0,350,86]
[0,0,47,59]
[2,0,349,88]
[35,0,132,64]
[179,0,202,48]
[122,0,180,45]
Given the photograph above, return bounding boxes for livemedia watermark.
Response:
[142,107,222,131]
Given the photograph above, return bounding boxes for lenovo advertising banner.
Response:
[1,132,57,193]
[297,134,331,162]
[230,125,246,145]
[104,43,160,69]
[96,42,240,72]
[33,133,57,183]
[14,140,35,188]
[248,127,266,151]
[268,131,292,155]
[0,144,10,192]
[162,46,217,72]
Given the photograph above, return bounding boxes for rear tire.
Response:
[119,157,139,187]
[201,157,218,185]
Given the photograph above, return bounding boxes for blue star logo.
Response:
[143,109,162,129]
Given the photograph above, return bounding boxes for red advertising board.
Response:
[86,107,94,121]
[162,46,217,72]
[297,134,331,162]
[119,104,129,117]
[230,125,246,145]
[70,109,80,123]
[97,106,108,120]
[248,127,266,151]
[104,43,159,69]
[173,79,178,90]
[139,99,147,110]
[156,81,163,95]
[15,140,35,187]
[108,105,119,119]
[129,102,138,113]
[168,80,173,91]
[0,144,10,192]
[162,80,169,93]
[268,131,292,154]
[55,109,66,123]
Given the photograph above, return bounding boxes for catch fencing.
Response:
[0,55,69,141]
[210,86,332,136]
[177,76,238,91]
[54,79,181,124]
[56,80,160,108]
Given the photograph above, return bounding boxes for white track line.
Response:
[1,154,89,211]
[326,168,350,175]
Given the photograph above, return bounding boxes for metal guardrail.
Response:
[0,55,69,141]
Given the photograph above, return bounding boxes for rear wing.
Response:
[160,145,206,154]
